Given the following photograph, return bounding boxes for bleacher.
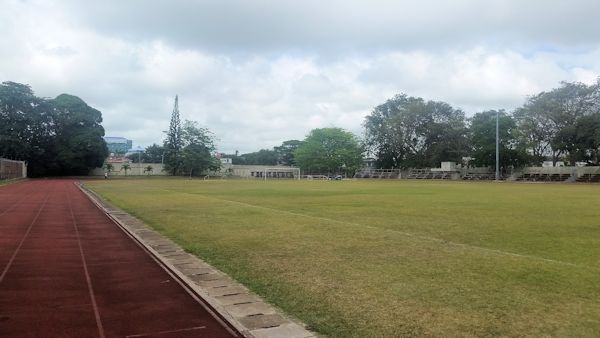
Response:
[353,164,600,183]
[406,169,430,179]
[406,169,452,180]
[354,169,400,179]
[576,174,600,183]
[462,172,496,180]
[515,173,571,182]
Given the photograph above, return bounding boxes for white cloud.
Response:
[1,0,600,154]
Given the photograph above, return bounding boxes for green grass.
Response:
[0,178,25,186]
[86,179,600,337]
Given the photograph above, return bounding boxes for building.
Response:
[220,163,300,179]
[104,136,132,155]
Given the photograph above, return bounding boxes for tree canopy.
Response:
[514,81,600,165]
[469,110,529,168]
[236,149,279,165]
[274,140,303,165]
[126,144,165,163]
[364,94,467,169]
[364,80,600,170]
[180,120,220,176]
[0,81,108,176]
[294,128,363,174]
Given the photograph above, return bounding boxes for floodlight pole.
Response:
[495,110,499,181]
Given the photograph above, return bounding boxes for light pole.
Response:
[495,110,500,181]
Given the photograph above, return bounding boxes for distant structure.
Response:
[104,136,132,155]
[0,158,27,179]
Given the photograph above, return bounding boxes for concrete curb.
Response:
[77,182,316,338]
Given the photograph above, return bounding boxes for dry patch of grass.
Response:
[87,179,600,337]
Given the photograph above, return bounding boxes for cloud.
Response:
[1,0,600,154]
[57,0,600,53]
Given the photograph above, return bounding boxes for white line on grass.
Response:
[163,188,600,272]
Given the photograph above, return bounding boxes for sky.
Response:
[2,0,600,153]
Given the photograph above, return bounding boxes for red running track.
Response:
[0,180,238,337]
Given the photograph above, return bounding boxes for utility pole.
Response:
[495,110,500,181]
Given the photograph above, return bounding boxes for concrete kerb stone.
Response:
[76,182,316,338]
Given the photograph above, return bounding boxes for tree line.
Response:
[162,79,600,177]
[365,80,600,169]
[161,97,364,176]
[6,78,592,178]
[0,82,108,177]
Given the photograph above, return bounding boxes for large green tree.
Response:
[514,81,600,164]
[0,82,48,163]
[553,113,600,165]
[51,94,108,175]
[364,94,467,169]
[0,81,108,177]
[274,140,303,165]
[469,110,528,169]
[180,120,220,176]
[294,128,363,174]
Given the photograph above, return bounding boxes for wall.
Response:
[221,164,300,179]
[89,163,166,176]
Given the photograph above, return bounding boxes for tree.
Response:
[294,128,363,175]
[0,82,42,161]
[239,149,278,165]
[556,113,600,165]
[0,81,108,177]
[163,95,183,175]
[50,94,109,175]
[143,144,165,163]
[514,81,600,164]
[180,120,220,176]
[104,163,114,174]
[469,110,529,170]
[121,163,131,176]
[364,94,467,169]
[144,165,154,175]
[274,140,303,165]
[126,144,165,163]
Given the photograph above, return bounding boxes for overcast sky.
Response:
[2,0,600,153]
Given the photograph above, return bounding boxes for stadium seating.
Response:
[462,172,496,180]
[353,169,400,179]
[406,169,453,180]
[515,173,571,182]
[576,174,600,182]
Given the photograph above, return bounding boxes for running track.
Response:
[0,180,237,337]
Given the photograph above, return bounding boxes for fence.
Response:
[0,158,27,180]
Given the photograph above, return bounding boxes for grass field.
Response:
[86,179,600,337]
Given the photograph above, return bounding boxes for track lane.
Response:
[0,180,237,337]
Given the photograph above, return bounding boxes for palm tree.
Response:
[104,163,114,178]
[121,163,131,176]
[144,165,153,176]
